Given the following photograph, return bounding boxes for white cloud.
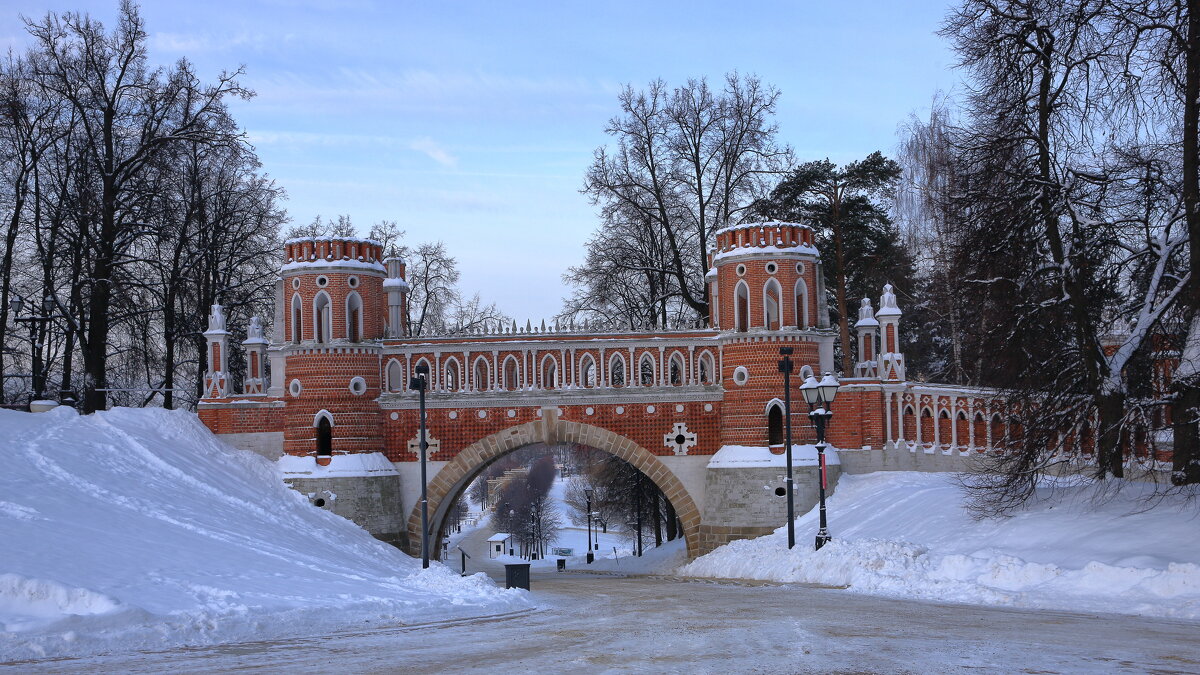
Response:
[408,137,457,168]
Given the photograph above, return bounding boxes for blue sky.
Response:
[2,1,960,321]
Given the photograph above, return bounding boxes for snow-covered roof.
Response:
[283,236,384,247]
[487,533,512,542]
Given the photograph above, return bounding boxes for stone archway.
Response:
[406,407,703,559]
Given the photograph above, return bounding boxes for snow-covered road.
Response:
[18,569,1198,674]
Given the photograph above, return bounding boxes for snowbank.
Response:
[0,407,529,661]
[681,472,1200,619]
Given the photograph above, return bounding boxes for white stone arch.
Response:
[697,350,716,385]
[408,417,704,559]
[385,358,405,392]
[312,290,332,344]
[578,353,597,388]
[502,355,521,390]
[291,293,303,343]
[794,278,809,328]
[540,354,559,389]
[344,290,364,342]
[443,357,462,392]
[608,352,627,387]
[312,409,335,427]
[638,352,657,386]
[734,280,750,332]
[472,355,491,391]
[763,278,782,329]
[668,351,686,386]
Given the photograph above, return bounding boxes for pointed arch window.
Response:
[444,358,461,392]
[541,355,558,389]
[473,357,491,391]
[764,279,782,329]
[503,356,520,390]
[767,402,784,446]
[386,359,404,392]
[345,291,363,342]
[579,354,596,388]
[291,294,303,343]
[639,353,656,386]
[414,357,433,389]
[794,278,809,328]
[315,414,333,456]
[313,292,331,344]
[735,281,750,332]
[609,354,626,387]
[698,352,715,385]
[668,352,685,386]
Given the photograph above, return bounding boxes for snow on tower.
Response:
[241,316,268,395]
[876,283,905,382]
[854,297,879,378]
[203,303,230,399]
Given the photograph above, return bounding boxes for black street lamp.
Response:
[584,487,595,564]
[409,362,431,568]
[777,346,796,549]
[800,371,840,550]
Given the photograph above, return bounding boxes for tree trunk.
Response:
[1096,392,1126,480]
[832,196,853,374]
[1173,0,1200,485]
[653,492,663,547]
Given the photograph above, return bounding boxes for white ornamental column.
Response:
[384,257,410,338]
[877,283,906,382]
[203,303,230,399]
[242,316,268,395]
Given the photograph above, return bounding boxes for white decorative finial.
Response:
[247,316,265,341]
[207,303,227,332]
[877,283,902,318]
[855,297,878,327]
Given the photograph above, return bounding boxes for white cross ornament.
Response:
[664,423,697,456]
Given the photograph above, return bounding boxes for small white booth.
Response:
[487,532,512,558]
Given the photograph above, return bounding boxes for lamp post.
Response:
[585,488,595,564]
[409,362,430,568]
[800,371,840,550]
[777,346,796,549]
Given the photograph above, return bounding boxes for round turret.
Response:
[707,222,823,332]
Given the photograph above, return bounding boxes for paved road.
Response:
[17,561,1200,674]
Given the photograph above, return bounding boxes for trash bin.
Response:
[556,558,566,572]
[504,563,531,590]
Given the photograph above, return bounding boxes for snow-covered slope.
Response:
[681,472,1200,619]
[0,407,530,661]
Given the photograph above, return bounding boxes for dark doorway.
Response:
[316,417,332,456]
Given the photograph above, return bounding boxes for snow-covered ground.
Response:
[0,407,529,661]
[682,471,1200,619]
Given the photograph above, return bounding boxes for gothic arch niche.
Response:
[763,279,782,329]
[609,353,626,387]
[414,357,433,389]
[444,358,461,392]
[540,355,558,389]
[735,281,750,332]
[385,359,404,392]
[407,418,703,560]
[794,278,809,328]
[345,291,363,342]
[766,400,785,447]
[313,410,334,456]
[579,354,597,388]
[639,353,656,386]
[668,352,685,386]
[503,356,520,390]
[291,293,303,343]
[312,291,332,344]
[697,351,716,385]
[473,356,491,391]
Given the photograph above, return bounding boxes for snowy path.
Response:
[19,570,1199,674]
